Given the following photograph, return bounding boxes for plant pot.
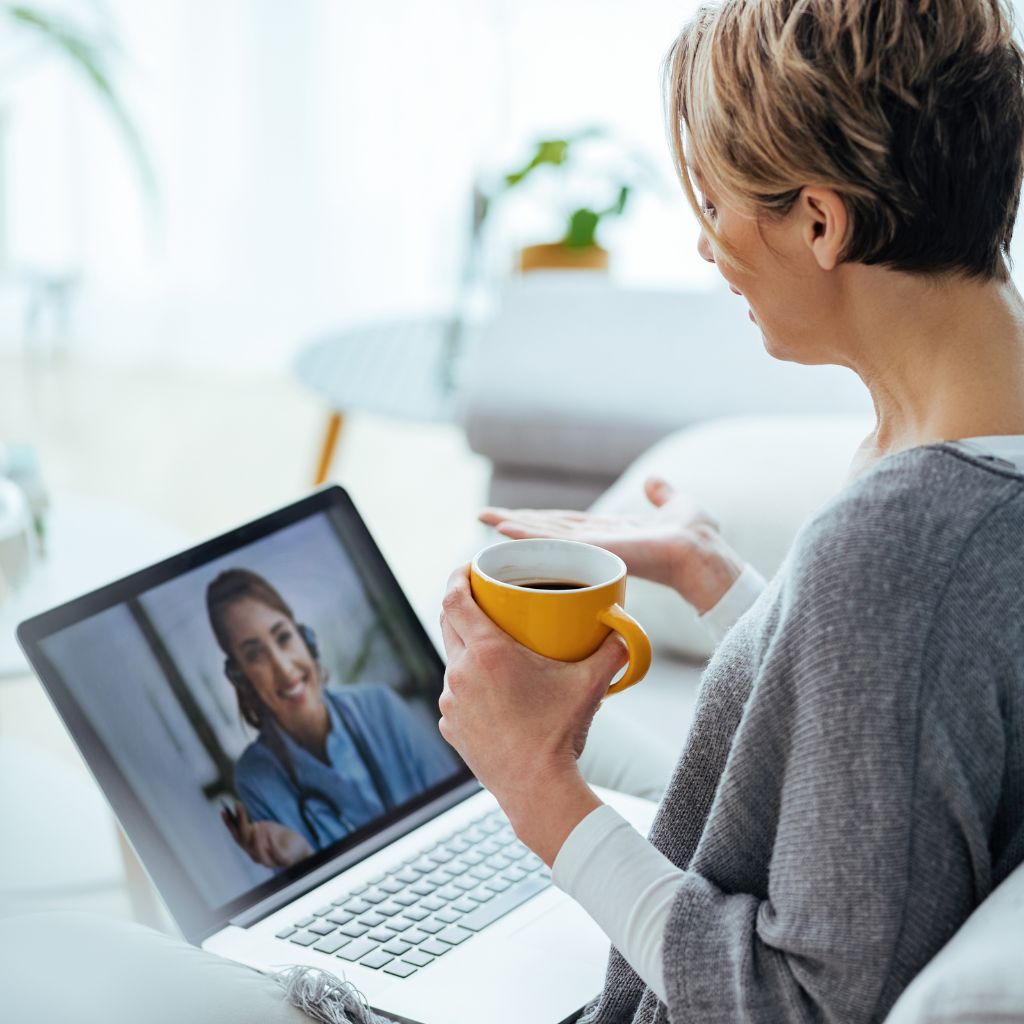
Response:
[518,242,609,273]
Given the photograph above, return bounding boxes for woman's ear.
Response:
[798,186,848,271]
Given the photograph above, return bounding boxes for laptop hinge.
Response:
[229,778,482,930]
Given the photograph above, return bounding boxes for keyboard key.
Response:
[403,928,430,945]
[383,960,418,978]
[505,846,528,861]
[436,908,462,924]
[478,840,501,856]
[452,897,477,913]
[485,878,511,894]
[437,885,462,901]
[459,876,550,932]
[410,881,435,896]
[480,818,502,835]
[417,897,444,912]
[336,938,377,961]
[417,919,444,935]
[467,887,495,904]
[275,927,297,939]
[461,851,485,866]
[327,911,354,925]
[469,865,494,881]
[386,917,416,933]
[503,867,527,883]
[378,878,404,895]
[361,890,388,905]
[337,922,369,939]
[418,937,451,957]
[309,920,337,936]
[425,870,453,886]
[367,927,394,943]
[410,858,436,874]
[368,874,386,884]
[348,882,370,895]
[437,925,473,946]
[395,868,419,884]
[294,915,315,928]
[289,931,319,947]
[358,912,386,928]
[313,935,351,955]
[343,899,372,915]
[360,950,394,970]
[451,877,477,892]
[427,848,454,865]
[447,838,470,853]
[382,939,411,955]
[375,902,403,918]
[487,854,513,871]
[404,907,430,922]
[393,892,419,907]
[313,904,335,917]
[402,949,435,967]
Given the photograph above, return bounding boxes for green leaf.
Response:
[564,208,600,248]
[503,138,569,189]
[6,5,158,203]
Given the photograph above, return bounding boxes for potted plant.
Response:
[488,128,648,273]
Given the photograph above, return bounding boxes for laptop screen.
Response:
[19,487,471,941]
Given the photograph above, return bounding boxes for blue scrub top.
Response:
[233,684,460,850]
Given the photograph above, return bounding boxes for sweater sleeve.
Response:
[660,512,960,1023]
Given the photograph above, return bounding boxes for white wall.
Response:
[0,0,712,369]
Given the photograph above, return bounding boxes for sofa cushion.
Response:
[591,414,873,661]
[883,859,1024,1023]
[461,277,872,479]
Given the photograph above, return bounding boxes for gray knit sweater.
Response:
[581,442,1024,1024]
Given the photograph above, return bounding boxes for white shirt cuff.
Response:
[698,563,767,643]
[552,804,684,1002]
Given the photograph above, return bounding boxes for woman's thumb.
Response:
[644,476,674,507]
[588,632,629,692]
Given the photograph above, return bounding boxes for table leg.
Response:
[314,411,345,485]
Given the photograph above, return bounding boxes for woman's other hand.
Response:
[222,801,313,869]
[480,476,745,615]
[438,565,623,863]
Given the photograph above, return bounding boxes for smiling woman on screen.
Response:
[207,569,457,869]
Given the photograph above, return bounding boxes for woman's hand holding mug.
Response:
[479,476,745,615]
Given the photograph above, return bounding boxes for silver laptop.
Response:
[17,486,656,1024]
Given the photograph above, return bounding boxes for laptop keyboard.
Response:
[275,807,552,978]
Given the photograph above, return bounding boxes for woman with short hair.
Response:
[441,1,1024,1020]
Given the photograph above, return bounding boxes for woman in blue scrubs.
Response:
[206,568,458,870]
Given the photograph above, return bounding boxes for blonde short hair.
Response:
[665,0,1024,280]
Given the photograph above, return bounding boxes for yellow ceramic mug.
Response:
[470,539,651,695]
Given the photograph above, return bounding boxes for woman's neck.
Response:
[282,694,332,763]
[836,266,1024,474]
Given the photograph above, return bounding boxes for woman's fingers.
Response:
[221,806,241,844]
[235,802,252,845]
[442,564,499,645]
[644,476,675,507]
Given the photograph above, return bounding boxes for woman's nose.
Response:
[697,230,715,264]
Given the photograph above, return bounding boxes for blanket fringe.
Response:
[273,965,395,1024]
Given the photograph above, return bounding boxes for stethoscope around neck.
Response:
[227,623,398,847]
[263,691,397,846]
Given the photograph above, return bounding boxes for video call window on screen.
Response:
[40,511,460,910]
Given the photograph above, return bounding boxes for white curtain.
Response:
[0,0,713,369]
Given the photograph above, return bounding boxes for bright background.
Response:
[0,0,725,370]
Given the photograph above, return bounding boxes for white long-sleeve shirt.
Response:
[552,435,1024,1003]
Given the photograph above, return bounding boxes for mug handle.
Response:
[598,604,652,695]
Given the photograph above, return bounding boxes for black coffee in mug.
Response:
[514,579,588,591]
